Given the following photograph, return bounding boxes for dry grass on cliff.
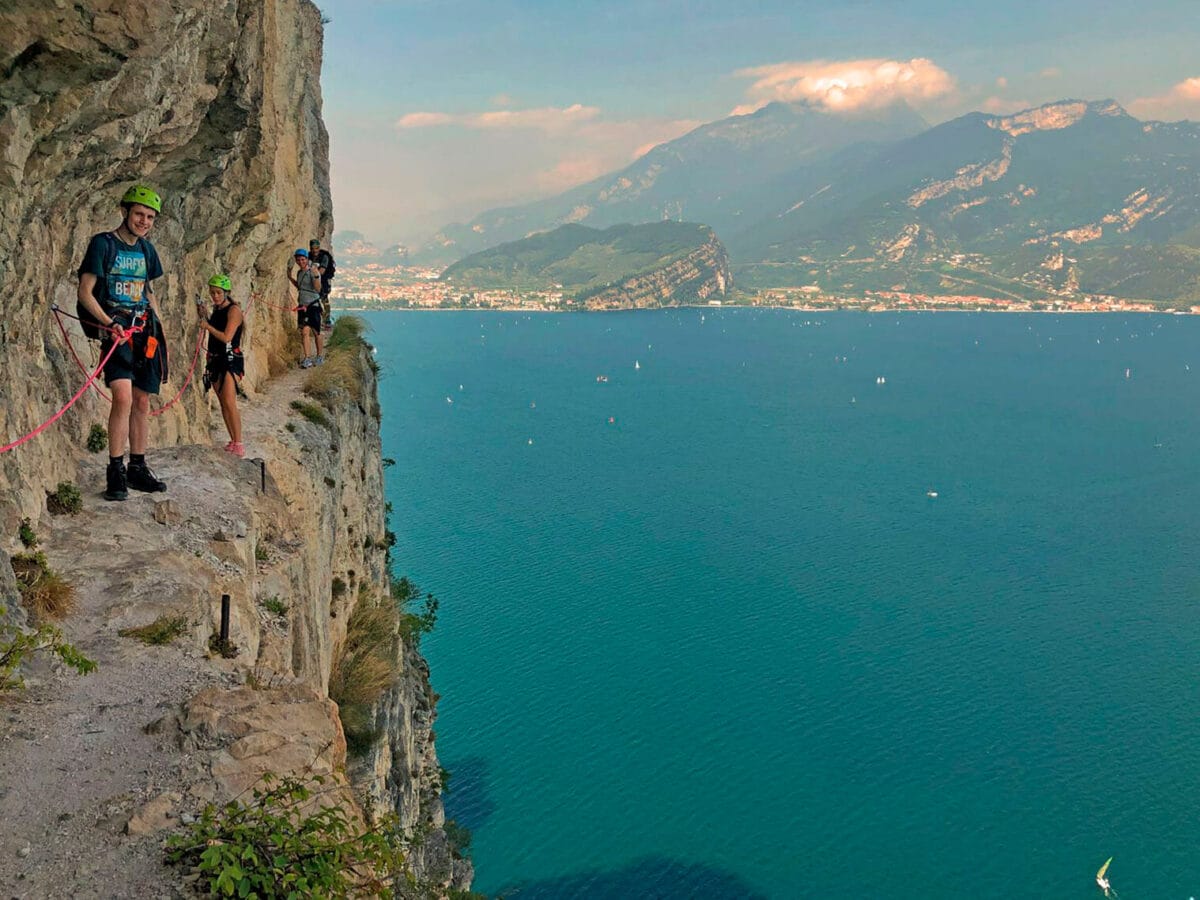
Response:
[303,316,371,407]
[328,593,399,754]
[10,552,77,621]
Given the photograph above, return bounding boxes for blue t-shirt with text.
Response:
[79,232,163,313]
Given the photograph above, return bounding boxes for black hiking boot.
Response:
[104,459,128,502]
[127,461,167,493]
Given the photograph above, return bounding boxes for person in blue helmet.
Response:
[287,247,323,368]
[76,184,169,501]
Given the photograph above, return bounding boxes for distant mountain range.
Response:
[415,99,1200,304]
[441,221,730,309]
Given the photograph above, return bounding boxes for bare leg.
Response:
[218,374,241,443]
[108,379,132,456]
[315,330,323,357]
[301,326,312,359]
[129,387,150,455]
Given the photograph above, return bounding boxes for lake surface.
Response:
[365,309,1200,899]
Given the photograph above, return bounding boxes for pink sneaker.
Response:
[225,441,245,458]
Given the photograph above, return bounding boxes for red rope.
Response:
[150,329,205,417]
[0,330,135,454]
[51,308,110,401]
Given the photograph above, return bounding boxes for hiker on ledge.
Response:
[308,238,335,332]
[76,184,169,501]
[287,248,323,368]
[199,274,245,458]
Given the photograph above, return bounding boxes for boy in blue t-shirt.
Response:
[76,185,169,501]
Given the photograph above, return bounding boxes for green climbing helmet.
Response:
[208,274,232,292]
[120,184,162,213]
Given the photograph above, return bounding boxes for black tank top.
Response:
[207,301,243,355]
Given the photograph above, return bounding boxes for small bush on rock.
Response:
[18,518,37,549]
[165,773,409,898]
[46,482,82,516]
[85,424,107,453]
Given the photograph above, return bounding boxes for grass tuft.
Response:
[11,552,77,621]
[260,596,288,617]
[119,615,189,645]
[289,400,331,429]
[328,595,399,755]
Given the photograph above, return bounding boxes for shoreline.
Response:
[334,304,1195,316]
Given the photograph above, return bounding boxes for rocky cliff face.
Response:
[0,2,468,893]
[581,229,731,310]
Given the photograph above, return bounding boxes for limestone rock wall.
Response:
[0,0,331,534]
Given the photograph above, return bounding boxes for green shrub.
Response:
[285,422,297,433]
[11,551,76,620]
[255,543,268,562]
[119,615,189,645]
[1,623,96,691]
[18,518,37,549]
[46,482,82,516]
[289,400,331,429]
[260,596,288,617]
[332,577,347,599]
[443,819,473,860]
[85,424,108,453]
[164,773,408,898]
[392,577,438,648]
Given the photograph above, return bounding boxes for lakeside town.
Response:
[330,262,1197,314]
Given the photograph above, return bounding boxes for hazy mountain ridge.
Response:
[417,101,929,263]
[415,97,1200,303]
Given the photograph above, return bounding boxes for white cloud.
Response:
[395,103,600,133]
[995,76,1008,89]
[394,111,456,128]
[1128,76,1200,121]
[733,57,956,114]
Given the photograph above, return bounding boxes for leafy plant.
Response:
[11,551,76,620]
[119,615,189,645]
[260,596,288,617]
[85,424,108,453]
[255,543,269,562]
[46,481,83,516]
[18,518,37,549]
[443,819,473,860]
[1,623,96,691]
[164,773,408,898]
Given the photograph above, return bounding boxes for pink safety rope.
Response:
[149,328,205,417]
[50,307,111,402]
[0,327,137,454]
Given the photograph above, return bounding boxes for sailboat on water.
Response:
[635,360,640,370]
[1095,857,1113,897]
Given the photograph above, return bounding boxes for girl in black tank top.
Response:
[199,275,246,457]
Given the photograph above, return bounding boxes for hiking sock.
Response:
[129,453,145,467]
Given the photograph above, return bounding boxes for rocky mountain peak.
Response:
[987,98,1130,136]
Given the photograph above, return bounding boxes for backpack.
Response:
[320,250,335,284]
[76,232,151,339]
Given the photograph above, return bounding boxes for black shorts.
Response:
[204,353,245,392]
[100,331,161,394]
[297,303,322,331]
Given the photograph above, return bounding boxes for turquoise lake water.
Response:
[364,309,1200,899]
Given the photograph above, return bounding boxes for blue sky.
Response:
[319,0,1200,245]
